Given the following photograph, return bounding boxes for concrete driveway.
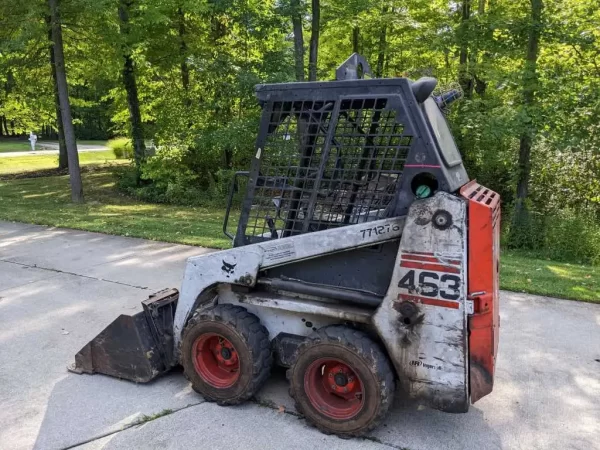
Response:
[0,221,598,450]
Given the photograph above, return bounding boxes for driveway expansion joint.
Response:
[0,258,149,290]
[61,401,206,450]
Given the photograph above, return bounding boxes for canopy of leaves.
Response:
[1,0,598,261]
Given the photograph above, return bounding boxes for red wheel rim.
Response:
[192,333,240,388]
[304,358,364,420]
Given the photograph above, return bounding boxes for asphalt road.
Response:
[0,221,598,450]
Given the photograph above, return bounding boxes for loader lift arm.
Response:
[70,216,405,382]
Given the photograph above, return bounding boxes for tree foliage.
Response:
[0,0,599,261]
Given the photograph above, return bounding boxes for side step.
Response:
[68,288,179,383]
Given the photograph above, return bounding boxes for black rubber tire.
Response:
[181,304,272,405]
[288,325,395,438]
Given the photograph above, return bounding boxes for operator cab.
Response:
[224,53,468,248]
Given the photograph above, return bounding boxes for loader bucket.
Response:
[69,289,179,383]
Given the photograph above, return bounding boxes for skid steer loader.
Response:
[69,54,500,437]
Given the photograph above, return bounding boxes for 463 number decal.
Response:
[398,270,461,300]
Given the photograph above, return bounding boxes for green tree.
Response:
[118,0,146,177]
[511,0,544,242]
[308,0,320,81]
[49,0,84,202]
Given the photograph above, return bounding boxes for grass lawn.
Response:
[0,141,32,152]
[0,168,597,302]
[0,150,123,175]
[0,169,234,248]
[500,251,598,303]
[0,139,109,153]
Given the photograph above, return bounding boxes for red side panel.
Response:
[460,181,501,403]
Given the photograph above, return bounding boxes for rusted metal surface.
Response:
[373,192,470,413]
[257,277,382,308]
[68,289,179,383]
[217,284,369,341]
[236,292,373,324]
[271,333,306,367]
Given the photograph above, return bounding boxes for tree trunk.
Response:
[454,0,474,168]
[308,0,320,81]
[2,117,8,136]
[48,0,83,203]
[375,6,389,78]
[118,0,146,178]
[223,145,232,169]
[458,0,473,97]
[352,27,359,53]
[290,0,305,81]
[512,0,543,232]
[473,0,488,96]
[46,15,68,169]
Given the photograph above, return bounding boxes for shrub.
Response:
[108,138,133,159]
[211,169,247,201]
[112,152,247,209]
[114,145,220,206]
[505,208,600,266]
[141,145,199,196]
[113,164,139,193]
[542,212,600,265]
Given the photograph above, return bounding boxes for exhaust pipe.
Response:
[68,289,179,383]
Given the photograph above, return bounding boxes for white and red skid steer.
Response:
[70,54,500,437]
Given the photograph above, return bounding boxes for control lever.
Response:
[266,216,278,239]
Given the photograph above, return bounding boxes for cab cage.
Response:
[235,80,421,246]
[231,54,469,247]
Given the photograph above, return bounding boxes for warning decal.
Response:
[262,241,296,262]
